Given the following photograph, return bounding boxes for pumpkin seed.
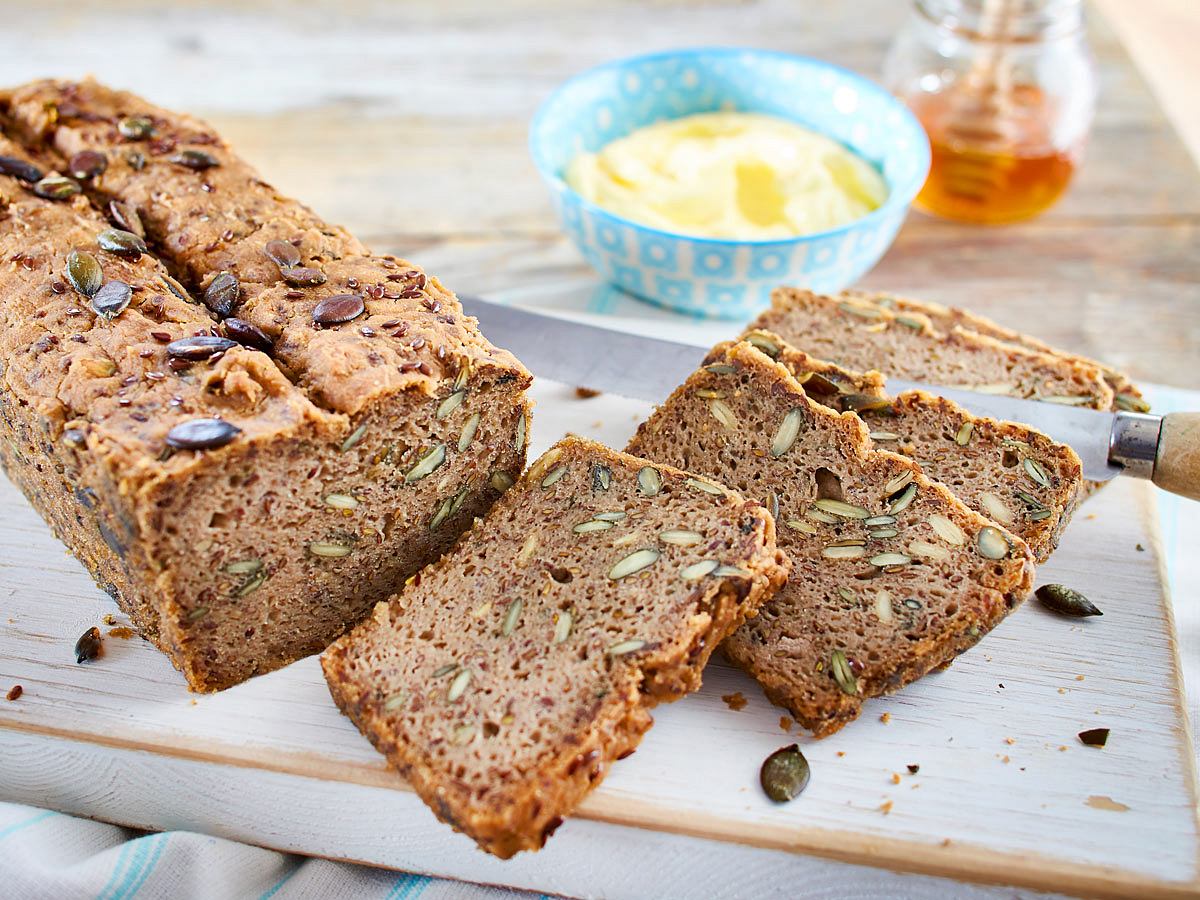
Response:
[686,477,723,495]
[637,466,662,496]
[436,390,466,419]
[870,552,912,567]
[1039,394,1094,406]
[842,392,891,414]
[75,626,102,663]
[830,649,858,695]
[760,744,810,802]
[501,599,523,636]
[324,493,359,510]
[236,569,267,597]
[490,470,514,492]
[541,465,568,488]
[743,332,780,357]
[34,175,80,200]
[453,356,472,391]
[812,498,870,520]
[404,444,446,483]
[864,515,897,526]
[91,281,132,319]
[170,149,220,170]
[660,529,704,546]
[710,399,737,430]
[449,486,470,516]
[771,408,804,457]
[552,611,573,644]
[340,424,367,452]
[1023,458,1051,489]
[0,154,43,183]
[837,587,856,602]
[447,669,471,702]
[1115,393,1151,413]
[955,422,974,445]
[822,544,867,560]
[573,519,613,533]
[874,589,894,623]
[681,559,719,580]
[458,413,481,452]
[895,314,925,330]
[765,490,779,521]
[928,514,965,545]
[166,418,241,450]
[118,116,155,139]
[1036,584,1102,617]
[432,663,458,678]
[608,639,646,656]
[786,518,818,534]
[66,250,103,297]
[429,495,454,529]
[1028,508,1052,521]
[592,464,612,491]
[908,540,950,561]
[514,413,527,455]
[1078,727,1110,748]
[889,483,918,514]
[309,541,352,558]
[203,272,240,318]
[838,301,883,320]
[977,526,1010,559]
[609,548,659,580]
[979,492,1014,525]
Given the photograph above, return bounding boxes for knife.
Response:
[461,296,1199,501]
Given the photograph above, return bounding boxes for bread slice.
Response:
[743,330,1084,562]
[627,340,1035,737]
[844,289,1148,412]
[754,288,1115,410]
[322,436,788,857]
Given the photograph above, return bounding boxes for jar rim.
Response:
[915,0,1084,43]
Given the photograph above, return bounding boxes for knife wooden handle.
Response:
[1153,412,1200,501]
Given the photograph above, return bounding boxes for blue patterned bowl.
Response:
[529,48,930,319]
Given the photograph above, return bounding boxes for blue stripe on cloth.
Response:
[257,859,301,900]
[96,837,136,900]
[385,872,431,900]
[117,833,169,899]
[105,832,154,900]
[0,810,57,842]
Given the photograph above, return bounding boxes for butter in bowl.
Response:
[529,48,930,319]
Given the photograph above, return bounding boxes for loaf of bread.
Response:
[755,288,1115,410]
[0,82,531,691]
[744,330,1084,562]
[322,436,788,857]
[627,339,1035,736]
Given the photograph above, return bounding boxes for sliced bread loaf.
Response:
[322,435,788,857]
[627,340,1035,737]
[754,288,1115,410]
[744,330,1084,562]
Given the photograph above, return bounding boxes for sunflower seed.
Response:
[1039,394,1094,406]
[551,611,574,644]
[715,565,750,577]
[608,639,646,656]
[955,422,974,445]
[594,511,627,522]
[977,526,1010,559]
[91,281,132,319]
[760,744,810,802]
[1036,584,1102,617]
[514,413,527,455]
[786,518,818,534]
[837,587,856,602]
[264,240,301,268]
[1023,458,1051,489]
[869,527,899,539]
[96,228,146,257]
[69,150,107,180]
[637,466,662,496]
[687,477,723,495]
[710,398,737,430]
[453,356,472,391]
[573,519,613,533]
[170,149,220,170]
[660,529,704,546]
[908,540,950,561]
[384,692,407,712]
[681,559,720,580]
[928,514,965,545]
[870,552,912,567]
[592,464,612,491]
[889,483,918,514]
[166,336,236,360]
[280,266,327,287]
[874,589,894,623]
[226,559,262,576]
[806,507,840,524]
[404,444,446,483]
[830,649,858,694]
[771,408,804,457]
[66,250,103,297]
[324,493,359,510]
[0,155,43,183]
[869,431,900,441]
[203,272,239,317]
[432,663,458,678]
[452,724,476,745]
[118,116,155,139]
[236,569,267,597]
[340,424,368,452]
[813,498,870,520]
[490,470,514,492]
[447,669,472,702]
[1115,393,1151,413]
[501,599,523,636]
[34,175,80,200]
[979,492,1014,525]
[308,541,353,558]
[865,515,897,526]
[695,388,726,399]
[312,293,365,326]
[82,358,116,378]
[609,548,659,579]
[743,332,780,357]
[765,490,779,521]
[541,465,568,488]
[1028,508,1052,521]
[458,413,481,452]
[895,314,925,330]
[884,471,914,495]
[822,544,867,559]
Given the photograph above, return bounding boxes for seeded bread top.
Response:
[842,289,1147,412]
[321,435,788,856]
[626,341,1035,735]
[0,133,332,484]
[756,288,1114,411]
[0,79,529,417]
[743,330,1084,562]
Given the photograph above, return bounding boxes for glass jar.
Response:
[883,0,1097,224]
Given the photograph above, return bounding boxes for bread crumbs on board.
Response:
[721,692,748,711]
[779,716,793,732]
[879,712,891,724]
[879,801,893,815]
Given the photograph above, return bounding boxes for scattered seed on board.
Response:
[1036,584,1102,617]
[75,626,102,663]
[1078,727,1110,748]
[760,744,810,803]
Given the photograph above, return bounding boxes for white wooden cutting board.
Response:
[0,374,1196,900]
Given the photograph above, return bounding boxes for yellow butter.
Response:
[565,112,888,240]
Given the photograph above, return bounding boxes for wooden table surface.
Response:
[6,0,1199,390]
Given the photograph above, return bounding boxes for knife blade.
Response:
[460,296,1183,490]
